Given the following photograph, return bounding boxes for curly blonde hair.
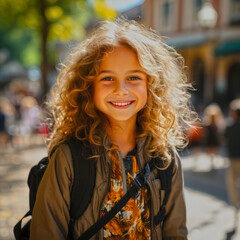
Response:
[46,18,196,162]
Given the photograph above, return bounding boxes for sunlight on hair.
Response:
[44,18,197,163]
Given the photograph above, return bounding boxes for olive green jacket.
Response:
[30,137,188,240]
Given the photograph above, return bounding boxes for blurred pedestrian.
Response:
[225,99,240,222]
[202,103,225,169]
[0,97,15,150]
[19,96,41,146]
[0,103,8,149]
[187,120,203,162]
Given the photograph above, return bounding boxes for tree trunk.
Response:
[40,0,49,101]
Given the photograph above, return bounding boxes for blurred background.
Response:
[0,0,240,239]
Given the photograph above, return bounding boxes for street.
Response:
[0,145,239,240]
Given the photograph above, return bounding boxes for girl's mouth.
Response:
[108,100,135,109]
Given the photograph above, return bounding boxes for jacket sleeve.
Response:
[162,150,188,240]
[30,144,73,240]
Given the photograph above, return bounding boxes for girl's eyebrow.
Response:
[98,70,114,75]
[127,70,146,74]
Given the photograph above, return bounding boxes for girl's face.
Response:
[94,45,148,125]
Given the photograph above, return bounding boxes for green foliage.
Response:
[0,0,116,67]
[21,33,41,67]
[0,24,40,66]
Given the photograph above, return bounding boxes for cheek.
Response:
[138,84,148,105]
[93,84,108,109]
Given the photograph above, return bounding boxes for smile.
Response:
[108,100,135,108]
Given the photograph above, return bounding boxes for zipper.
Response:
[117,150,128,194]
[96,160,111,240]
[136,151,156,238]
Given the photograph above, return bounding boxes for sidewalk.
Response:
[185,188,239,240]
[0,146,239,240]
[0,145,47,240]
[182,152,240,240]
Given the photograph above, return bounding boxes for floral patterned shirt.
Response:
[100,147,151,239]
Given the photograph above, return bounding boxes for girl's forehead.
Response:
[101,45,138,62]
[102,45,135,56]
[99,46,144,71]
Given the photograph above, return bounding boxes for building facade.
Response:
[143,0,240,111]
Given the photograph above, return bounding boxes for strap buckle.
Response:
[133,163,151,190]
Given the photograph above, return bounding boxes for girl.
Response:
[30,18,196,240]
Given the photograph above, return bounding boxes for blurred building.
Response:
[143,0,240,110]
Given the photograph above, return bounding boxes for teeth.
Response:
[111,101,131,106]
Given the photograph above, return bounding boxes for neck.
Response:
[106,120,137,158]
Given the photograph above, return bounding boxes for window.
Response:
[182,0,206,30]
[159,0,177,32]
[162,1,173,27]
[195,0,203,9]
[230,0,240,25]
[192,0,204,25]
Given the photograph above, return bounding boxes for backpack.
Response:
[13,138,174,240]
[13,139,95,240]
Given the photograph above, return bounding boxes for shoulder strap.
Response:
[66,138,96,240]
[66,138,96,219]
[154,159,174,226]
[158,159,174,191]
[13,210,31,239]
[28,156,49,213]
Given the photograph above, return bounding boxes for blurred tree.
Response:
[0,0,116,99]
[0,25,40,66]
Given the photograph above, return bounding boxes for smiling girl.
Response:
[94,45,148,157]
[30,18,195,240]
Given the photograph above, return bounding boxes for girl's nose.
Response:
[113,81,129,96]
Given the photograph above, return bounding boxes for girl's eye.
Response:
[129,76,141,81]
[101,77,113,81]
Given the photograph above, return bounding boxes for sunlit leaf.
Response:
[17,8,40,29]
[48,16,75,41]
[93,0,116,20]
[45,6,63,21]
[75,0,88,10]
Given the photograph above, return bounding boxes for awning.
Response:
[214,40,240,56]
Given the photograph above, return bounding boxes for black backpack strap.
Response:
[66,139,96,239]
[13,210,31,240]
[154,159,174,226]
[27,157,49,212]
[77,162,151,240]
